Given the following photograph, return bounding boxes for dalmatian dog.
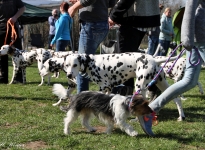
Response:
[38,57,67,86]
[158,56,204,100]
[51,51,78,78]
[0,45,37,84]
[53,53,186,121]
[35,48,54,72]
[36,50,77,86]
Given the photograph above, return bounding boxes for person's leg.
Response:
[147,36,155,55]
[153,38,159,55]
[139,47,202,136]
[0,24,8,84]
[13,35,23,83]
[48,34,55,49]
[159,40,170,56]
[55,40,69,52]
[77,21,109,93]
[119,25,146,89]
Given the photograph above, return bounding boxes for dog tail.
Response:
[52,84,68,99]
[154,55,180,64]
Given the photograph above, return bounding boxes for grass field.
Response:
[0,59,205,150]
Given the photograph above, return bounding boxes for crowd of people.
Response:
[0,0,205,137]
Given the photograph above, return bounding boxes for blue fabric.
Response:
[56,40,70,52]
[149,42,204,113]
[159,14,174,41]
[77,21,109,93]
[147,35,159,55]
[51,13,72,45]
[158,39,171,56]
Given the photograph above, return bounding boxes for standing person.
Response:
[109,0,161,91]
[68,0,116,94]
[50,2,72,52]
[138,0,205,136]
[0,0,25,84]
[147,4,164,56]
[158,7,175,56]
[48,9,59,49]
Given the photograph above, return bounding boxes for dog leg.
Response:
[38,75,44,86]
[197,81,204,94]
[173,97,185,121]
[114,107,138,136]
[104,120,114,134]
[156,80,185,121]
[64,109,79,135]
[81,113,96,132]
[47,75,51,85]
[116,119,138,136]
[9,65,18,84]
[22,68,26,84]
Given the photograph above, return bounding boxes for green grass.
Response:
[0,59,205,150]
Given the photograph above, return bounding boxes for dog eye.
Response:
[73,64,77,67]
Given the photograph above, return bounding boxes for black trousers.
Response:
[48,34,55,49]
[0,23,23,83]
[119,25,146,89]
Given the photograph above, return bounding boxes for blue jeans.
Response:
[158,39,171,56]
[77,21,109,93]
[147,36,159,55]
[149,43,203,113]
[56,40,70,52]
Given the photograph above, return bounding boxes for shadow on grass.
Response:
[0,96,55,101]
[158,106,205,122]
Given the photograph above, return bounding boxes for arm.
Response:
[109,0,116,8]
[109,0,136,23]
[68,0,96,17]
[48,16,55,26]
[51,17,65,45]
[181,0,199,50]
[10,6,26,24]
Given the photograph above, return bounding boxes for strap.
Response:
[4,19,17,46]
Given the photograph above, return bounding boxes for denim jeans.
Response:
[77,21,109,93]
[158,39,171,56]
[147,35,159,55]
[149,43,203,113]
[48,34,55,49]
[56,40,70,52]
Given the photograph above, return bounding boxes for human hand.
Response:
[9,17,17,24]
[108,17,116,29]
[68,6,77,17]
[69,0,78,4]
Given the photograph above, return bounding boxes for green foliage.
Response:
[0,60,205,150]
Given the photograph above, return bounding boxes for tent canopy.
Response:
[20,2,52,25]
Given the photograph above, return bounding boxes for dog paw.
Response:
[64,129,70,135]
[177,116,185,121]
[129,118,138,122]
[88,128,97,132]
[130,131,138,137]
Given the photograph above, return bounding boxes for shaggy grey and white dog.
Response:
[63,91,153,136]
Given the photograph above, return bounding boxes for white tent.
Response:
[22,0,63,7]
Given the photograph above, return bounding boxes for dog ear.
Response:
[77,55,85,71]
[8,45,16,55]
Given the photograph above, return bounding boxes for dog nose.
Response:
[67,74,72,79]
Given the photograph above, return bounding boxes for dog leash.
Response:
[166,45,201,74]
[189,46,201,66]
[4,19,17,46]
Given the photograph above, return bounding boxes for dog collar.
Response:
[128,90,140,109]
